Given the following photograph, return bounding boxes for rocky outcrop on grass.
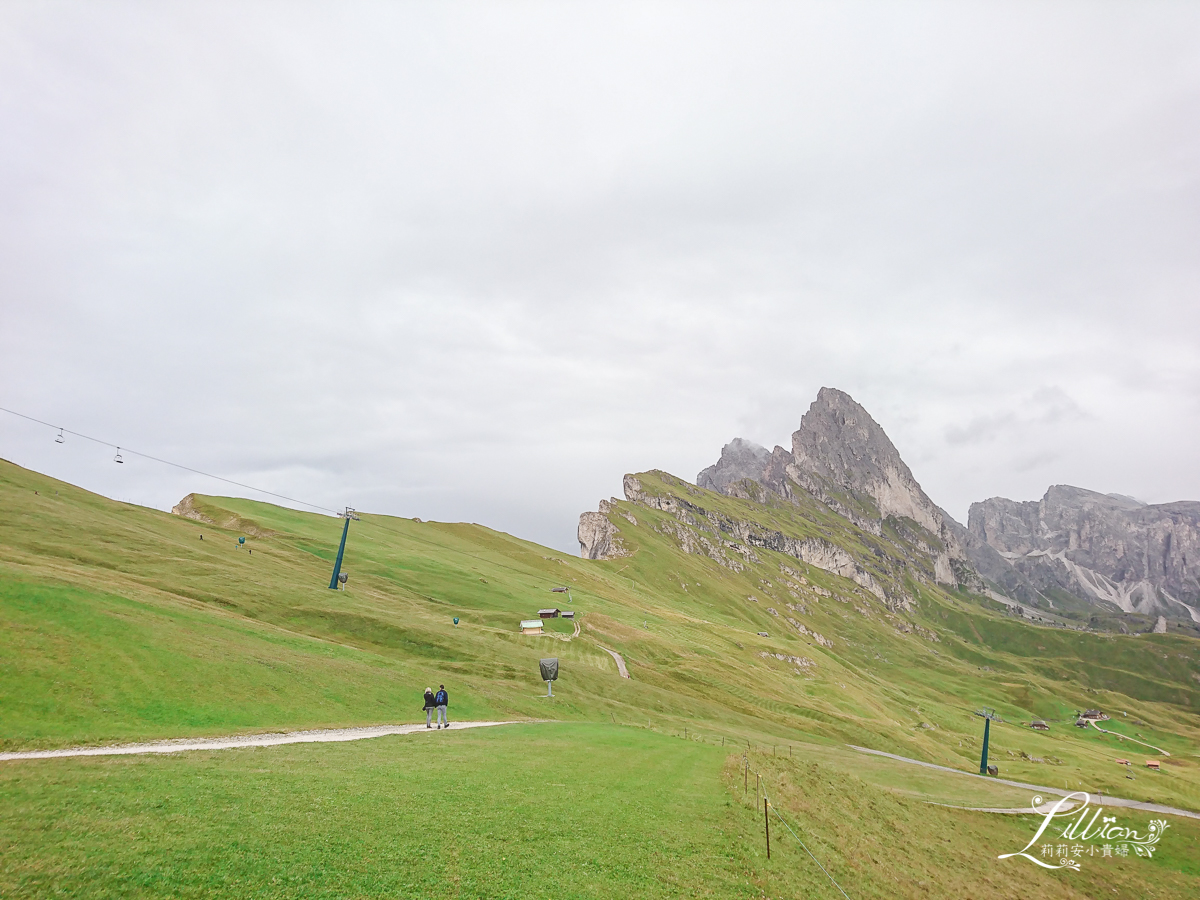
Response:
[171,493,277,537]
[577,500,631,560]
[610,472,934,612]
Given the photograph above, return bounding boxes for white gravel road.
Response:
[0,721,522,762]
[849,744,1199,820]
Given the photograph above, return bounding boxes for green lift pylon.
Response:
[328,507,359,590]
[975,707,1001,774]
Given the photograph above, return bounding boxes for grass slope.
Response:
[2,458,1199,897]
[4,723,1198,900]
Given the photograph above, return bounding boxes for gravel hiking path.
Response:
[930,800,1085,815]
[1087,721,1170,755]
[600,647,630,678]
[849,745,1199,821]
[545,619,582,642]
[0,721,523,763]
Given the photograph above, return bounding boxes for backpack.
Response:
[435,689,448,706]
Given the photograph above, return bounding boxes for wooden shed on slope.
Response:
[1030,719,1050,731]
[538,608,561,619]
[521,619,545,635]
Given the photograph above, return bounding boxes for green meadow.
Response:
[1,459,1198,898]
[3,725,1197,900]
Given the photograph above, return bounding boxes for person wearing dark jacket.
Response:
[435,685,449,729]
[423,687,436,728]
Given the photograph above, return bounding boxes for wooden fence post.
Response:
[765,800,771,860]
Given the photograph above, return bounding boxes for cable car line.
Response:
[0,405,339,515]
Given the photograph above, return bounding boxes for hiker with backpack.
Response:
[435,684,449,729]
[423,687,437,728]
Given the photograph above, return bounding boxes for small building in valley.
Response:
[538,608,561,619]
[521,619,544,635]
[561,610,575,619]
[1030,720,1049,731]
[1081,709,1108,721]
[1146,760,1161,770]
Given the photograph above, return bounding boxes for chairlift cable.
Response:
[0,405,339,515]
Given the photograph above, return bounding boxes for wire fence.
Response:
[741,750,854,899]
[643,721,855,899]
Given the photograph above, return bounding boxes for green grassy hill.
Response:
[2,458,1198,898]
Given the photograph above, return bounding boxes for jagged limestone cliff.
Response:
[970,486,1200,623]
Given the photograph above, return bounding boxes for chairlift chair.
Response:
[55,428,64,444]
[114,448,124,464]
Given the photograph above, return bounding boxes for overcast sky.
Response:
[2,2,1198,554]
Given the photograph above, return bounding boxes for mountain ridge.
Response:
[582,386,1200,635]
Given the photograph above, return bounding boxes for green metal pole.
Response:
[979,716,990,775]
[328,514,350,590]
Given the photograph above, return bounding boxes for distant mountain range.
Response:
[583,386,1200,631]
[968,487,1200,624]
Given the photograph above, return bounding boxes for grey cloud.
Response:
[945,412,1019,446]
[2,2,1199,552]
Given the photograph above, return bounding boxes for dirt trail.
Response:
[0,721,523,763]
[849,745,1199,820]
[1087,721,1170,755]
[601,647,630,678]
[931,800,1084,815]
[543,618,581,642]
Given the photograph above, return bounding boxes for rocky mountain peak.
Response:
[787,388,919,510]
[691,387,967,585]
[789,388,910,485]
[696,438,771,494]
[782,388,949,543]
